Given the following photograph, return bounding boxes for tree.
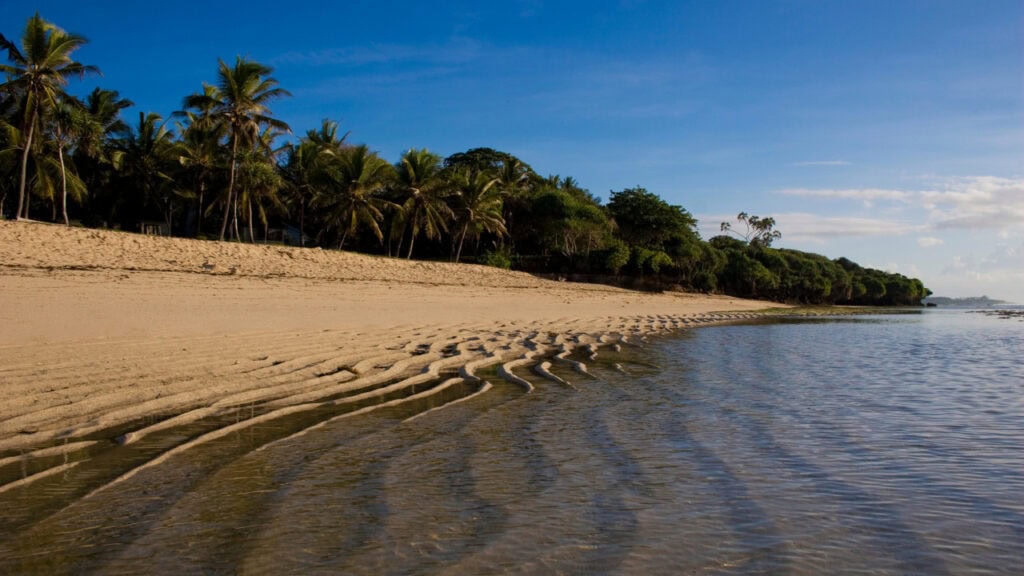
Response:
[721,212,782,247]
[174,84,227,235]
[607,186,697,250]
[315,144,394,248]
[74,88,132,225]
[115,112,179,231]
[0,13,98,219]
[48,96,101,224]
[235,148,283,242]
[394,148,452,259]
[449,167,505,263]
[174,111,224,236]
[530,185,609,260]
[0,110,15,216]
[443,147,532,174]
[235,126,286,242]
[183,57,289,240]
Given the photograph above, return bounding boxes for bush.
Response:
[604,241,630,274]
[481,250,512,269]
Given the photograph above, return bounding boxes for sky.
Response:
[5,1,1023,301]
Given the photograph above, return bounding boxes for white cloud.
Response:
[778,176,1024,232]
[778,213,920,241]
[921,176,1024,231]
[780,188,912,202]
[790,160,851,167]
[698,212,919,243]
[917,236,945,248]
[937,246,1024,302]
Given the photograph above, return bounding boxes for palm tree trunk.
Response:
[16,114,36,220]
[405,230,416,259]
[454,222,469,263]
[219,136,239,240]
[197,180,205,236]
[394,224,405,259]
[248,202,256,243]
[59,143,70,226]
[299,197,306,247]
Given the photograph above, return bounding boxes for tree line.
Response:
[0,13,930,306]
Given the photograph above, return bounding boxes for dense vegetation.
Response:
[0,14,930,306]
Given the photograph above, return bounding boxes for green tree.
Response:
[235,126,286,242]
[443,147,532,174]
[174,84,227,236]
[74,88,132,225]
[280,119,348,246]
[449,168,505,263]
[0,13,98,219]
[115,112,179,231]
[315,144,394,248]
[607,186,697,250]
[48,96,101,224]
[394,148,452,259]
[184,57,290,240]
[721,212,782,247]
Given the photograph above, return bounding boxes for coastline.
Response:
[0,219,784,457]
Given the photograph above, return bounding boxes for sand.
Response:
[0,219,782,459]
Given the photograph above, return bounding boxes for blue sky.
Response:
[7,1,1023,300]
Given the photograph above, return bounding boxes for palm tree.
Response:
[494,156,535,252]
[449,168,505,263]
[174,90,227,236]
[281,119,347,246]
[235,147,283,243]
[304,118,349,153]
[48,96,101,224]
[183,57,290,240]
[3,117,87,222]
[73,88,131,225]
[0,13,98,220]
[235,126,286,242]
[115,112,179,231]
[315,144,394,249]
[1,98,20,217]
[394,148,452,259]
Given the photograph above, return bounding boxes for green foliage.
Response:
[443,147,533,176]
[607,186,697,250]
[0,12,98,219]
[481,250,512,269]
[182,56,290,240]
[721,212,782,247]
[603,240,630,274]
[449,167,505,263]
[393,147,452,258]
[631,247,675,275]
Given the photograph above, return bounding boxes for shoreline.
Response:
[1,219,783,459]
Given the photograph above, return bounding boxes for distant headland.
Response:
[923,296,1011,308]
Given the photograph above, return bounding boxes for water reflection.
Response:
[1,311,1021,574]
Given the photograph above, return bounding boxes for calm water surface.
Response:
[1,309,1022,574]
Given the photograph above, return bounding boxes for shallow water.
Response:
[1,310,1021,574]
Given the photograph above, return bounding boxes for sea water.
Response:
[1,309,1021,574]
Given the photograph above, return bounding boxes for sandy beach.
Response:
[0,220,780,456]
